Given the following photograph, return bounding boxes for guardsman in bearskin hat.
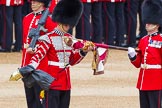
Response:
[128,0,162,108]
[22,0,57,108]
[10,0,93,108]
[26,0,93,107]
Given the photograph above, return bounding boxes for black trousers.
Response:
[139,90,162,108]
[24,84,43,108]
[1,5,22,51]
[75,2,102,43]
[102,2,125,45]
[124,0,139,47]
[45,90,71,108]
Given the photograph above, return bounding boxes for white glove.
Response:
[9,69,23,81]
[128,47,136,58]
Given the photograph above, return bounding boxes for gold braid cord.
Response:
[82,41,95,52]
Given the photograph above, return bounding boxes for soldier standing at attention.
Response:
[128,0,162,107]
[19,0,93,108]
[22,0,57,108]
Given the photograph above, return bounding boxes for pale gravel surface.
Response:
[0,49,140,108]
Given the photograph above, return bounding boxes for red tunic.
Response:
[22,11,57,72]
[28,28,86,90]
[0,0,24,6]
[131,32,162,90]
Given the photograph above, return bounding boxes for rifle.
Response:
[28,1,51,52]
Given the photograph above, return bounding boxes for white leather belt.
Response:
[48,61,68,68]
[141,64,162,69]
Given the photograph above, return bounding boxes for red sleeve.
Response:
[29,41,51,69]
[69,49,86,66]
[62,34,86,66]
[131,52,142,68]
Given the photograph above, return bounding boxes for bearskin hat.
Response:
[142,0,162,25]
[52,0,83,27]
